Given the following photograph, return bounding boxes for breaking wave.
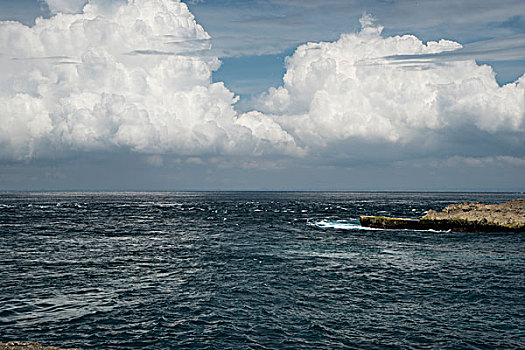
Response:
[308,218,380,230]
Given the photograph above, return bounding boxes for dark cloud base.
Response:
[1,153,523,191]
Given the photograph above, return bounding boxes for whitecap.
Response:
[308,219,380,231]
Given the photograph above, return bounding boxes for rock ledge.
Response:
[360,198,525,232]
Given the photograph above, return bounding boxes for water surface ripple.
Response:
[1,192,524,349]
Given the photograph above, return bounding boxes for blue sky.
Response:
[0,0,524,190]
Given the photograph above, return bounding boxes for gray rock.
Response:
[360,198,525,232]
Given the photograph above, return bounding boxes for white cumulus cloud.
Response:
[0,0,302,161]
[254,15,525,156]
[1,5,523,166]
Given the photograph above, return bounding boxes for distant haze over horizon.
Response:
[0,0,524,191]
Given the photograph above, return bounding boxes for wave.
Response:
[307,218,380,231]
[308,218,452,233]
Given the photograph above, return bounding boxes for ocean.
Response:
[1,192,524,349]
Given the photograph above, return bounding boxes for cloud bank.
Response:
[253,15,525,158]
[0,3,523,166]
[0,0,301,160]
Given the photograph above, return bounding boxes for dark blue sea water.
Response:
[1,192,524,349]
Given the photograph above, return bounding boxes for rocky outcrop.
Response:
[0,342,80,350]
[360,198,525,232]
[421,199,525,230]
[359,216,421,230]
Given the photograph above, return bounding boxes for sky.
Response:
[0,0,524,191]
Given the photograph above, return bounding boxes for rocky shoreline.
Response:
[360,198,525,232]
[0,342,80,350]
